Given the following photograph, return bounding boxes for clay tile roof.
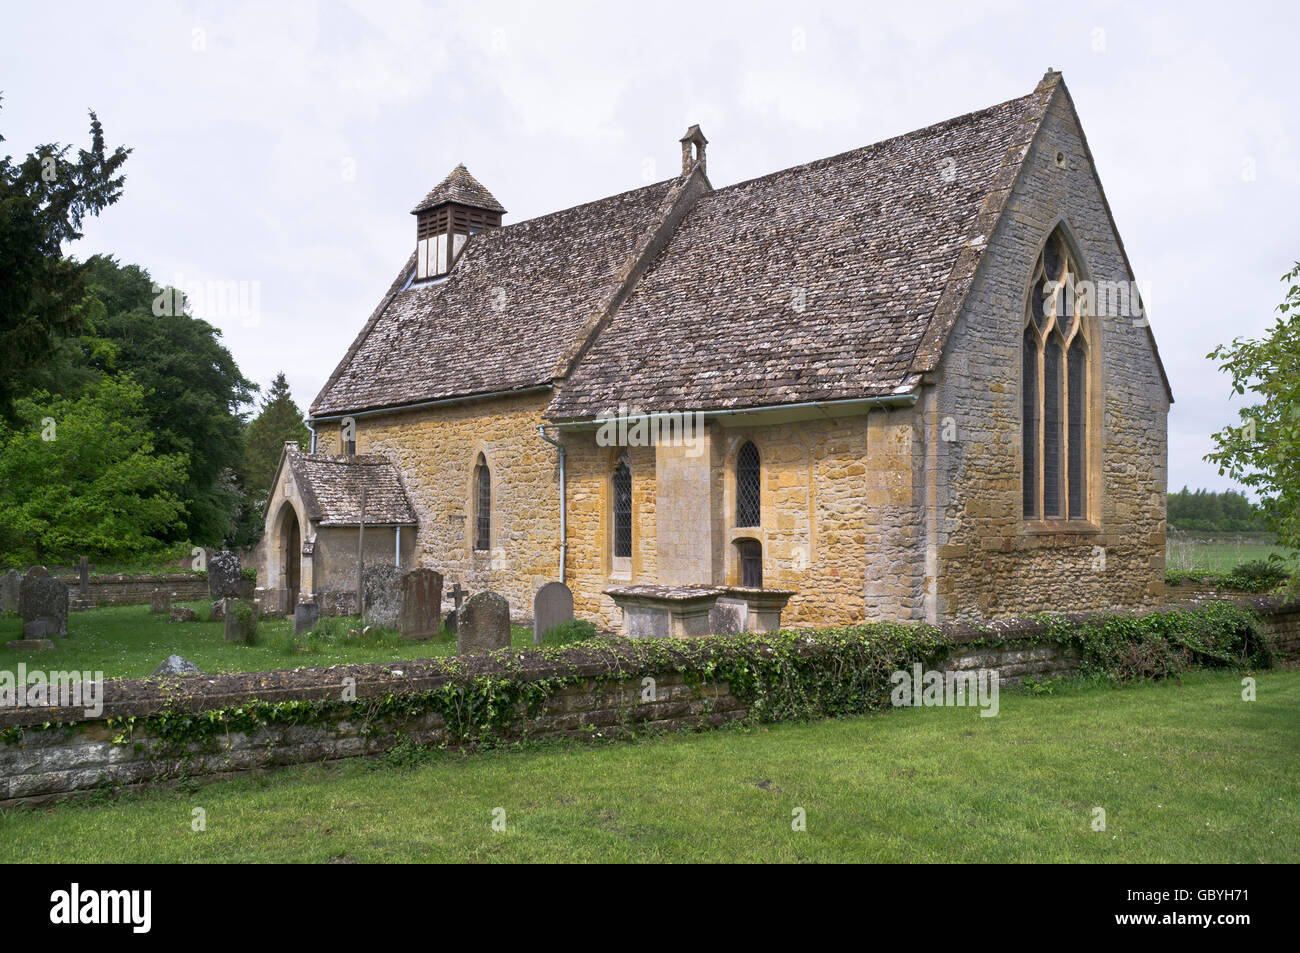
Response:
[312,180,678,417]
[410,163,507,215]
[285,446,416,525]
[547,86,1053,419]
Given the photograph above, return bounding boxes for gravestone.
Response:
[169,605,198,623]
[399,568,443,640]
[446,582,468,635]
[532,582,574,645]
[19,566,68,639]
[223,598,258,644]
[362,564,403,628]
[150,589,172,614]
[293,601,319,636]
[457,590,511,655]
[3,568,23,612]
[71,555,96,611]
[207,551,242,599]
[152,655,202,677]
[210,597,228,622]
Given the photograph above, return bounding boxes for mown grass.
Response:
[1166,532,1298,574]
[0,604,534,679]
[1,669,1294,863]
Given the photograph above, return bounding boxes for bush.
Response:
[1166,558,1291,592]
[1223,559,1289,592]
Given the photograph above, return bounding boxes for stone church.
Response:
[260,70,1171,631]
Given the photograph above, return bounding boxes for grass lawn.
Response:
[1,668,1295,863]
[0,604,535,679]
[1166,532,1298,574]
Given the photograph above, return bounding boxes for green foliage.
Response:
[1165,558,1290,592]
[78,255,256,546]
[238,372,309,538]
[539,618,598,646]
[1206,261,1300,552]
[1166,486,1264,532]
[0,97,130,417]
[0,375,188,562]
[1035,602,1268,682]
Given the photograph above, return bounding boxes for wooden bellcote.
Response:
[410,164,506,280]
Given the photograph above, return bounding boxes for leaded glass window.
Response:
[1023,229,1091,521]
[474,455,491,550]
[613,454,632,559]
[736,442,760,527]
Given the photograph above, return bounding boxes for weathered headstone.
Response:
[362,564,403,628]
[207,551,242,599]
[532,581,574,645]
[152,655,202,677]
[210,597,228,622]
[19,566,68,638]
[399,568,443,640]
[223,598,258,644]
[149,588,171,614]
[169,605,198,623]
[293,601,319,636]
[457,590,511,655]
[2,568,23,612]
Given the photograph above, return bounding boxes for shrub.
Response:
[1223,559,1289,592]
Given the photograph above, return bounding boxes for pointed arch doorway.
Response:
[282,505,301,608]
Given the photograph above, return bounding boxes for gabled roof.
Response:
[312,180,682,417]
[547,82,1053,419]
[277,444,416,526]
[411,163,506,215]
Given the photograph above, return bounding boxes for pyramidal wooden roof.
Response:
[410,163,506,215]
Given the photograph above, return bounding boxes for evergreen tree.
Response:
[0,98,130,417]
[234,372,309,545]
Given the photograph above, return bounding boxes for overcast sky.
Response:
[3,0,1296,493]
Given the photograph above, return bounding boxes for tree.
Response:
[0,376,188,564]
[0,97,130,417]
[243,373,309,494]
[80,256,256,545]
[234,372,309,545]
[1206,262,1300,550]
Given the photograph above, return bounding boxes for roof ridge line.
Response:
[705,87,1043,201]
[905,72,1063,380]
[547,163,713,383]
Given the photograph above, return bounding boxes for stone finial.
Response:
[679,124,708,176]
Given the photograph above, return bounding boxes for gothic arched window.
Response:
[613,453,632,559]
[474,454,491,550]
[1023,229,1090,521]
[736,442,760,527]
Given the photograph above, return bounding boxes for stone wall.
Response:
[560,411,925,631]
[315,390,562,621]
[11,598,1285,807]
[927,87,1170,622]
[48,573,211,607]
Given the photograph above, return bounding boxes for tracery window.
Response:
[1023,229,1090,521]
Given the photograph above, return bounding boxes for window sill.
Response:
[1022,521,1099,535]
